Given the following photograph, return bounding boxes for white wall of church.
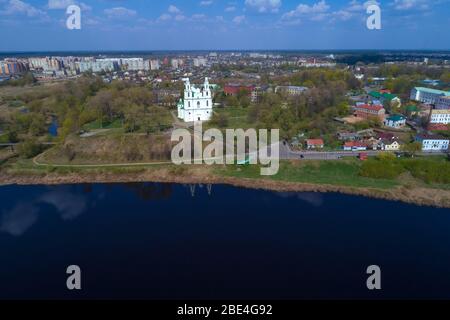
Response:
[177,77,213,122]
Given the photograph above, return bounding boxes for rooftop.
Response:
[414,87,450,96]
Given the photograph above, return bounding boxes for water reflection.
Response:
[277,192,324,207]
[0,187,88,236]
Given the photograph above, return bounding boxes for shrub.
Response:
[359,159,404,179]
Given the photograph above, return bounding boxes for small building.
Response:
[306,139,324,150]
[415,134,449,151]
[275,85,308,96]
[369,91,401,107]
[354,104,385,121]
[343,141,367,151]
[337,132,360,141]
[384,114,406,128]
[382,140,401,151]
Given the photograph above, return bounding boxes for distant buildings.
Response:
[415,134,449,151]
[177,77,213,122]
[224,84,256,96]
[410,87,450,105]
[121,58,146,71]
[29,57,62,71]
[0,60,28,75]
[275,85,308,96]
[171,58,184,69]
[193,57,207,67]
[354,104,386,121]
[384,114,406,128]
[79,59,117,73]
[150,59,160,70]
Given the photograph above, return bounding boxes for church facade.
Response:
[177,77,213,122]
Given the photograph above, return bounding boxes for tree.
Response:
[402,142,422,157]
[29,114,46,136]
[18,138,42,158]
[210,112,229,128]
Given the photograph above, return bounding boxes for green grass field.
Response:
[215,159,400,189]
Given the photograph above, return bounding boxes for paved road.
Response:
[278,142,448,160]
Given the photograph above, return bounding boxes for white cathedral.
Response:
[177,77,213,122]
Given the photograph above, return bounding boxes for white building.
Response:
[177,77,213,122]
[193,57,207,67]
[150,59,160,70]
[121,58,145,71]
[384,114,406,128]
[79,60,116,73]
[410,87,450,105]
[430,109,450,125]
[415,134,449,151]
[436,96,450,109]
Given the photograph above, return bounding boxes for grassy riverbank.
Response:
[2,153,450,208]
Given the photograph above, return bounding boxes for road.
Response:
[278,142,448,160]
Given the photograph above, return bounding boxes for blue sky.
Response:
[0,0,449,51]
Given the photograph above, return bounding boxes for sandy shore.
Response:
[1,169,450,208]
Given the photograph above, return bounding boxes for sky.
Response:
[0,0,449,51]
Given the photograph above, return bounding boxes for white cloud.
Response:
[48,0,91,11]
[282,0,330,22]
[0,0,48,17]
[104,7,137,19]
[391,0,429,10]
[245,0,282,13]
[192,13,207,19]
[200,0,213,6]
[233,14,246,24]
[175,14,186,21]
[158,13,172,21]
[168,5,181,14]
[225,6,236,12]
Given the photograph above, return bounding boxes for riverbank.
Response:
[1,164,450,208]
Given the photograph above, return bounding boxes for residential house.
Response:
[415,134,449,151]
[384,114,406,128]
[306,139,324,150]
[382,140,401,151]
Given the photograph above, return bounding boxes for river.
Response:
[0,183,449,299]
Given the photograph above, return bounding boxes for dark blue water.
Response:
[48,118,58,137]
[0,183,450,300]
